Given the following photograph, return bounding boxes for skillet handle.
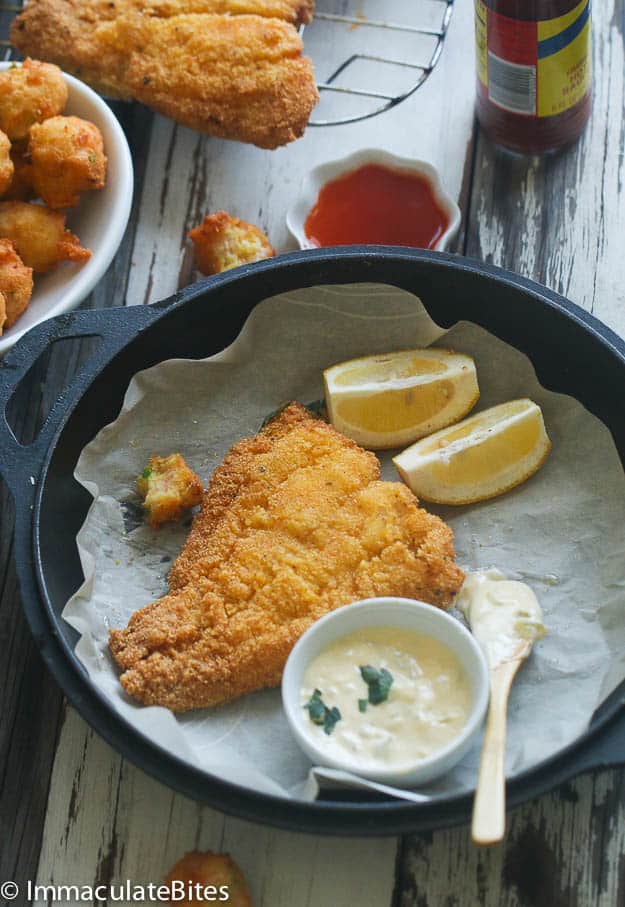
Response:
[0,306,159,500]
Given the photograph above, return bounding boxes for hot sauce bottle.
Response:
[475,1,592,153]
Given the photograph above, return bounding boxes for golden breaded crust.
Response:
[0,290,6,335]
[105,14,317,148]
[12,3,131,99]
[0,237,33,327]
[12,2,319,148]
[0,131,13,196]
[168,402,316,589]
[2,145,35,202]
[137,453,203,528]
[189,211,275,275]
[13,0,313,26]
[0,201,90,272]
[124,0,313,25]
[110,404,465,712]
[0,58,68,140]
[29,115,107,208]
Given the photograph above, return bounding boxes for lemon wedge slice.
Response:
[323,348,480,449]
[393,398,551,505]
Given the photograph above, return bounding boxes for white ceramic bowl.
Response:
[286,149,461,253]
[0,62,133,355]
[282,597,489,789]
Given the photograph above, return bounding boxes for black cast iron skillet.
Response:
[1,248,624,837]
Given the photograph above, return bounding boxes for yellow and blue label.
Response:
[537,0,591,117]
[475,0,591,118]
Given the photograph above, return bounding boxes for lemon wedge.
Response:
[323,349,480,449]
[393,398,551,505]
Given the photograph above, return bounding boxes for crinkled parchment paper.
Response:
[64,284,625,801]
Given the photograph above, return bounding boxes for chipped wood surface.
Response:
[397,773,625,907]
[1,1,624,905]
[36,708,398,905]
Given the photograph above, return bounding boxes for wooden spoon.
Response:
[471,638,532,846]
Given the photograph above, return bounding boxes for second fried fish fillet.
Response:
[109,404,464,712]
[12,1,318,148]
[12,0,314,26]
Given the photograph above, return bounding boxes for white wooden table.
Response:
[2,2,625,904]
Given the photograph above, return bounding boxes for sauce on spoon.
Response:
[457,569,546,668]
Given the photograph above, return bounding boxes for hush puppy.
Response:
[1,144,35,201]
[164,851,253,907]
[0,59,68,141]
[0,201,90,272]
[29,115,107,208]
[137,453,203,528]
[0,238,34,329]
[188,211,275,275]
[0,131,14,196]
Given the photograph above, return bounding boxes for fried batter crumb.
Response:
[2,143,35,201]
[137,453,203,528]
[0,238,33,328]
[189,211,275,275]
[0,290,6,335]
[165,851,253,906]
[0,131,14,196]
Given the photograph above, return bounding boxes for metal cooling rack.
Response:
[1,0,455,125]
[304,1,455,126]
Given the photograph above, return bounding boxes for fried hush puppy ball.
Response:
[28,115,107,208]
[188,211,275,275]
[0,201,91,273]
[164,851,253,907]
[2,144,35,201]
[0,59,68,141]
[137,453,203,528]
[0,131,14,196]
[0,238,33,330]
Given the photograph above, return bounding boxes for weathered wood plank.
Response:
[464,0,625,334]
[36,707,398,907]
[397,771,625,907]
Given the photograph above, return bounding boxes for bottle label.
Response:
[475,0,591,118]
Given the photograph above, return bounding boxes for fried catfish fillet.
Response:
[109,404,464,712]
[12,1,318,148]
[13,0,313,27]
[121,0,314,25]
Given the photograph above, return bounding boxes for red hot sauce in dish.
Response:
[304,164,450,250]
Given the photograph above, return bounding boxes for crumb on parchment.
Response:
[137,453,203,529]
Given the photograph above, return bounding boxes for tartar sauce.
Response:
[300,627,472,770]
[457,569,546,668]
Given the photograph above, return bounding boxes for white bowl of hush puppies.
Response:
[0,59,133,355]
